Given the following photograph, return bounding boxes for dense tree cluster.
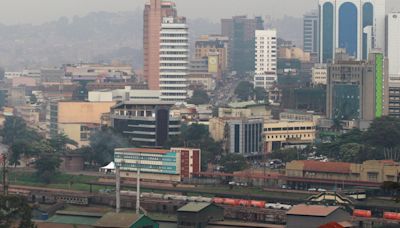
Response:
[270,148,307,163]
[317,117,400,163]
[82,127,129,166]
[0,195,35,228]
[1,116,77,183]
[164,124,223,171]
[188,89,210,105]
[234,81,267,102]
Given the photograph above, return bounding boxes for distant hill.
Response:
[0,10,219,71]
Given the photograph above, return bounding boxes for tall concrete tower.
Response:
[143,0,177,90]
[319,0,385,63]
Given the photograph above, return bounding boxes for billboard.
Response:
[375,53,383,118]
[208,55,218,73]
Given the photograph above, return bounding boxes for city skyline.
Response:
[1,0,399,25]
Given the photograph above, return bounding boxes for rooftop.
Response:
[115,148,171,154]
[94,212,142,228]
[228,101,267,109]
[177,202,213,212]
[112,99,175,108]
[301,160,351,174]
[287,204,341,217]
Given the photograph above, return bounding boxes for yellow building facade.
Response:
[55,101,115,147]
[264,121,316,153]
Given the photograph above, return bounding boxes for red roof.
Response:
[115,148,170,154]
[319,222,345,228]
[302,160,351,174]
[287,204,341,217]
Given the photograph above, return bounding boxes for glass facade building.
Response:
[319,0,385,63]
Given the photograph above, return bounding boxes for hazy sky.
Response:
[0,0,398,25]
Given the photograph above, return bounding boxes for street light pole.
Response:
[136,153,141,214]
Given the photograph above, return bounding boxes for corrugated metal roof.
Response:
[46,215,99,225]
[178,202,212,212]
[94,212,142,227]
[302,160,351,174]
[287,204,341,217]
[115,148,170,154]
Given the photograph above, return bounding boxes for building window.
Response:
[367,172,378,182]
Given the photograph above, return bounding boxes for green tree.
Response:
[339,143,362,162]
[1,116,28,145]
[254,87,267,101]
[49,133,78,153]
[1,116,43,146]
[9,140,35,167]
[34,152,61,183]
[220,154,248,173]
[188,89,210,105]
[234,81,254,101]
[29,94,38,104]
[0,195,36,228]
[164,124,223,171]
[270,148,306,163]
[88,128,129,166]
[364,117,400,149]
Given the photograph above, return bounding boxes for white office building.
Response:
[312,64,328,85]
[159,17,189,103]
[254,29,277,90]
[303,12,319,55]
[387,13,400,84]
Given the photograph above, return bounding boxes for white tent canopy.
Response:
[99,161,115,173]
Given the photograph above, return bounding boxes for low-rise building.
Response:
[170,104,213,125]
[264,120,316,152]
[177,203,224,228]
[218,101,271,120]
[111,100,180,147]
[312,64,327,85]
[285,160,400,189]
[94,212,158,228]
[40,68,65,83]
[209,117,264,157]
[279,110,322,125]
[286,204,351,228]
[186,72,216,91]
[114,147,201,182]
[278,47,311,62]
[50,101,115,146]
[65,63,133,82]
[88,86,160,102]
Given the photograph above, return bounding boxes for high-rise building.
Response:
[386,13,400,83]
[385,13,400,117]
[221,16,264,73]
[326,52,388,125]
[143,0,177,90]
[159,17,189,102]
[303,12,319,56]
[319,0,385,63]
[254,30,277,90]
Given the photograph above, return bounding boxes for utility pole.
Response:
[2,152,8,196]
[136,157,141,214]
[115,166,120,213]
